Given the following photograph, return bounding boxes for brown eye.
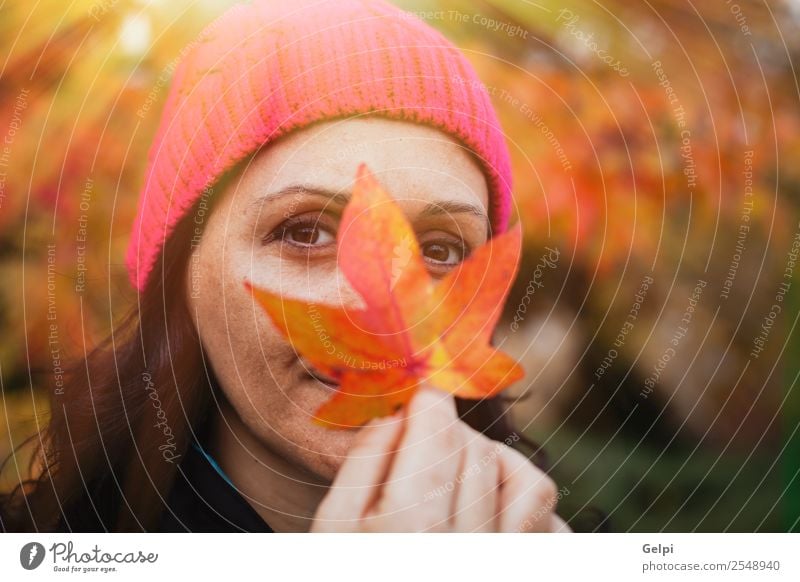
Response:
[286,224,334,245]
[266,216,337,248]
[421,240,465,266]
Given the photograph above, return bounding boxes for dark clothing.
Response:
[51,443,272,532]
[157,443,273,532]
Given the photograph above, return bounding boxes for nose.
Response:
[262,261,367,310]
[311,266,367,311]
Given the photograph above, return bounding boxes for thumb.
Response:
[409,383,457,415]
[403,383,458,441]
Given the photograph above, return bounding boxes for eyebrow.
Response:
[249,184,489,223]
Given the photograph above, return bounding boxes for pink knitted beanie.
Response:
[126,0,514,292]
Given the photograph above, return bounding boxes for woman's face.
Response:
[186,117,490,482]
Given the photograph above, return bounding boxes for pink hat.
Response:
[126,0,513,292]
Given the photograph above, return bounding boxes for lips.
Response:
[303,363,340,389]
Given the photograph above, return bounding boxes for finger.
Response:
[378,386,463,531]
[551,513,572,533]
[312,409,406,530]
[495,443,558,533]
[451,425,500,532]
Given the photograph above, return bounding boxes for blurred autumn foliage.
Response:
[1,0,798,531]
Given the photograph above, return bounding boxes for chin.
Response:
[314,434,357,481]
[283,377,362,481]
[292,425,358,482]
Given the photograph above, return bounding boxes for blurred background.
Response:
[0,0,798,531]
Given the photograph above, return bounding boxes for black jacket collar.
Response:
[157,442,273,532]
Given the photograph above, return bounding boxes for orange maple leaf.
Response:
[244,164,525,428]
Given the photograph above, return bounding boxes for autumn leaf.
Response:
[244,164,525,428]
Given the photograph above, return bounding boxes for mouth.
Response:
[303,363,340,390]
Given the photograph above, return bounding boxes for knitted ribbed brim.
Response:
[125,0,513,292]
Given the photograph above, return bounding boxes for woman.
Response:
[1,0,569,532]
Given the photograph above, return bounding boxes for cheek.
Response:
[190,241,360,477]
[191,247,290,409]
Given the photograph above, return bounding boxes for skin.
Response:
[186,117,568,532]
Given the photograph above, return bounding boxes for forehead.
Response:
[228,117,490,213]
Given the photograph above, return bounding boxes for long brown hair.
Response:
[1,164,547,533]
